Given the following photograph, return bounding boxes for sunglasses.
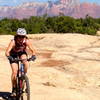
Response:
[17,35,26,38]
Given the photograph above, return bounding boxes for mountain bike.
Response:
[13,57,33,100]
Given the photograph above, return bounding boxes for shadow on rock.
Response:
[0,92,15,100]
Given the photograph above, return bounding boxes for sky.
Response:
[0,0,100,6]
[81,0,100,3]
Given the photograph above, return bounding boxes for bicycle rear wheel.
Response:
[19,75,30,100]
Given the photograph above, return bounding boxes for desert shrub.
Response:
[0,15,99,35]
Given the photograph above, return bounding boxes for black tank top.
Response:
[11,37,27,53]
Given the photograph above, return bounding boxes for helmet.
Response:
[17,28,27,36]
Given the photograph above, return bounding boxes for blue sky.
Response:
[81,0,100,3]
[0,0,99,6]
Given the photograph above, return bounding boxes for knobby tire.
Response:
[16,75,30,100]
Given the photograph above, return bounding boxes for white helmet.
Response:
[17,28,27,35]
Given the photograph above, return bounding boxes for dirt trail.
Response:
[1,34,100,100]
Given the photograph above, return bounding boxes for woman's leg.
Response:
[10,63,18,89]
[20,54,29,73]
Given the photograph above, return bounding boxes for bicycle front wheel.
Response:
[20,75,30,100]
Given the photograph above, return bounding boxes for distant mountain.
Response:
[0,0,100,19]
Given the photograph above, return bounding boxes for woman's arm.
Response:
[5,40,14,57]
[26,39,36,55]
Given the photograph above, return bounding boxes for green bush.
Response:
[0,16,99,35]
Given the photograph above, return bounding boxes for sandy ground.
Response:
[1,33,100,100]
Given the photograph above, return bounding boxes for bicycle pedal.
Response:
[25,88,28,93]
[20,75,25,80]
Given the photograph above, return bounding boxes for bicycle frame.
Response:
[15,58,31,100]
[16,61,24,96]
[17,61,24,77]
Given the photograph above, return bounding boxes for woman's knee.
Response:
[12,70,17,76]
[21,54,28,63]
[20,54,27,59]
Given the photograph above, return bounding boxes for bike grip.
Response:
[28,55,36,61]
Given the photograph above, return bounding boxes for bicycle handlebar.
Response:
[13,57,34,62]
[7,55,36,62]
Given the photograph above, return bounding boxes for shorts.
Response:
[9,51,27,64]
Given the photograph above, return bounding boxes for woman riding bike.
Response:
[5,28,36,96]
